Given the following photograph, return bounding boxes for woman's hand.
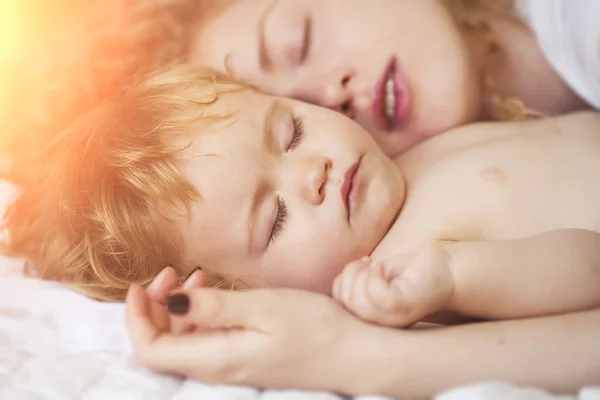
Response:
[125,268,370,393]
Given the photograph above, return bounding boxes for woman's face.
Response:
[189,0,481,156]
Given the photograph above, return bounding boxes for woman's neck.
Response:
[459,7,589,120]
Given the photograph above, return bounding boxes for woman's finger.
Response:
[182,269,206,290]
[167,269,207,335]
[166,288,273,330]
[146,266,179,302]
[126,284,163,351]
[126,284,199,372]
[128,287,269,376]
[130,324,261,380]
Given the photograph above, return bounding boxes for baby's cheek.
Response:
[304,246,364,295]
[265,250,347,295]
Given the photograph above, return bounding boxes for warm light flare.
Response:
[1,1,67,64]
[0,0,86,177]
[0,0,196,181]
[0,1,21,63]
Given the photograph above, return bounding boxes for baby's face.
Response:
[177,90,405,294]
[190,0,479,156]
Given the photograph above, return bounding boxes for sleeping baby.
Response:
[5,65,600,327]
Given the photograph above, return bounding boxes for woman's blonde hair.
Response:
[445,0,542,121]
[3,66,246,301]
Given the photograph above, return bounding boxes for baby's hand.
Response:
[332,247,455,327]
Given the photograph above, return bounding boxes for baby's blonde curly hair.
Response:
[3,65,246,301]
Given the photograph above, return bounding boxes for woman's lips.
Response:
[372,56,411,133]
[340,159,361,222]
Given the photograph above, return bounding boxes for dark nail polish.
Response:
[184,266,202,281]
[166,294,190,315]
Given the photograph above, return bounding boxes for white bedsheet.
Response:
[0,182,598,400]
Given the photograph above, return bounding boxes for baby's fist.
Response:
[332,247,455,327]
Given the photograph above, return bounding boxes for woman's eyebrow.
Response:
[258,0,278,71]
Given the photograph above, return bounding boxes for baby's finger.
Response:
[345,264,379,318]
[332,274,341,300]
[369,263,428,327]
[379,252,416,280]
[365,264,413,326]
[338,258,371,305]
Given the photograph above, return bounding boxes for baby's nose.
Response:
[299,156,331,205]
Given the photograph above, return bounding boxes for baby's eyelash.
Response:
[269,197,288,243]
[287,115,304,151]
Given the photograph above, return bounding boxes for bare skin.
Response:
[335,112,600,325]
[120,87,600,396]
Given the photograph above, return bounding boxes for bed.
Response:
[0,182,597,400]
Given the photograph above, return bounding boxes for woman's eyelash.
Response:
[287,115,304,151]
[269,197,288,243]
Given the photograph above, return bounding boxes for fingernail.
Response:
[166,294,190,315]
[361,256,371,263]
[184,266,202,281]
[369,261,379,270]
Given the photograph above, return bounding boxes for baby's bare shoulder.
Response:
[551,111,600,141]
[391,112,600,247]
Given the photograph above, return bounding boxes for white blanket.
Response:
[0,182,598,400]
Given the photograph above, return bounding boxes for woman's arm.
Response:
[349,308,600,398]
[126,278,600,398]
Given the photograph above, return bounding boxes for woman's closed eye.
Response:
[269,196,287,243]
[298,16,312,64]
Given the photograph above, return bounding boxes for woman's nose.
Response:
[291,70,355,118]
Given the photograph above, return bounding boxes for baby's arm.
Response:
[446,228,600,320]
[334,229,600,326]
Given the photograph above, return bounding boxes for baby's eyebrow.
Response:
[248,183,268,254]
[247,100,280,253]
[261,100,279,149]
